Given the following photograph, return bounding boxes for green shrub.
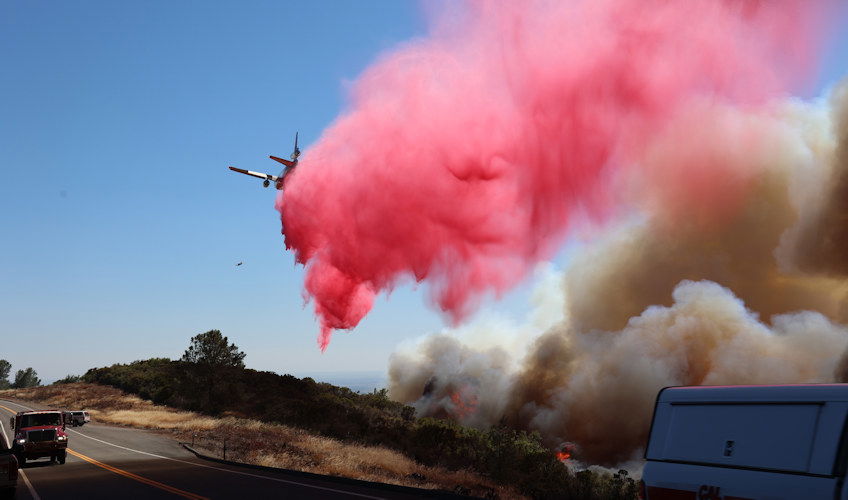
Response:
[53,374,81,384]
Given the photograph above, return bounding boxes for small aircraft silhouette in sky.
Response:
[236,261,243,267]
[229,133,301,190]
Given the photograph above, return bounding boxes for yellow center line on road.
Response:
[67,449,209,500]
[0,403,209,500]
[0,403,19,416]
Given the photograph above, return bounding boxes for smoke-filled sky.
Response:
[375,1,848,468]
[389,87,848,464]
[2,0,848,392]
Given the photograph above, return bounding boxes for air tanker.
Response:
[228,132,300,190]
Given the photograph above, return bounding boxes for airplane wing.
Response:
[269,155,296,168]
[229,166,277,181]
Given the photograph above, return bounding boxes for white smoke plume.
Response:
[388,81,848,467]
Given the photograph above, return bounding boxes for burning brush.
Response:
[449,386,479,419]
[556,442,578,463]
[420,376,481,421]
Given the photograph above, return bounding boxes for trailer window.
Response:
[660,403,821,474]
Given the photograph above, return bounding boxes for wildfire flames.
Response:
[449,387,479,419]
[556,443,576,462]
[417,376,484,422]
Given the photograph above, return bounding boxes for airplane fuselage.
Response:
[229,132,300,191]
[275,162,298,189]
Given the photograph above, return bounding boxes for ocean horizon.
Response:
[293,370,388,394]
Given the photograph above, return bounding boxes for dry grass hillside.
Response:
[1,383,517,499]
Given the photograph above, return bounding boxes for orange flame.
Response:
[556,443,576,462]
[449,389,478,418]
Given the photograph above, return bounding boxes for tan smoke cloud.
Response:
[388,82,848,467]
[388,264,565,428]
[785,83,848,277]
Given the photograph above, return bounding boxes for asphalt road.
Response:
[0,399,464,500]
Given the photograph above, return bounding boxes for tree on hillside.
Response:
[182,330,245,368]
[181,330,245,409]
[0,360,11,389]
[12,368,41,388]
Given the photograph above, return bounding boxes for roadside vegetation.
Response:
[1,382,514,498]
[0,333,640,499]
[53,374,82,384]
[0,359,41,389]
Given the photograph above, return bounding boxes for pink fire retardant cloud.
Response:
[278,0,829,350]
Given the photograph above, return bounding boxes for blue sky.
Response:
[2,2,847,384]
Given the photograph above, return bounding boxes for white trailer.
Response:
[643,384,848,500]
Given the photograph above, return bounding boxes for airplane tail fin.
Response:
[270,155,296,168]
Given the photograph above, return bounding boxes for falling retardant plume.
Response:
[278,0,829,349]
[388,81,848,468]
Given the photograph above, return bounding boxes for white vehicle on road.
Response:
[643,384,848,500]
[66,410,91,427]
